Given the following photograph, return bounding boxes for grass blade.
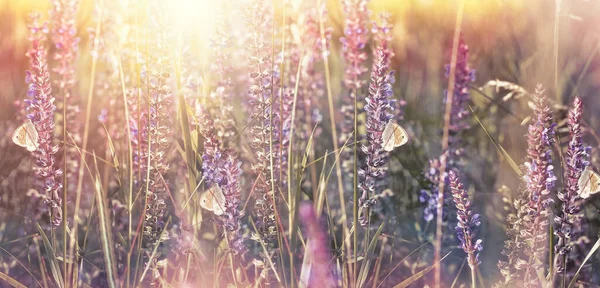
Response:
[357,223,385,287]
[393,252,452,288]
[36,224,64,288]
[0,270,26,288]
[568,237,600,288]
[469,105,522,177]
[92,152,118,288]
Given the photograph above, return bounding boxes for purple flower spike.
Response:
[499,85,556,286]
[51,0,81,191]
[553,97,589,282]
[421,36,474,222]
[339,0,370,184]
[449,170,482,270]
[245,0,279,251]
[357,14,398,226]
[197,105,246,256]
[25,14,63,226]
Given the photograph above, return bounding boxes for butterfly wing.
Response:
[578,167,594,199]
[381,122,395,152]
[392,123,409,147]
[199,191,214,212]
[590,169,600,196]
[11,123,28,148]
[211,186,226,216]
[24,121,39,151]
[201,186,226,216]
[12,121,39,151]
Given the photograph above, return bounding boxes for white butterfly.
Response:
[578,166,600,199]
[200,185,226,216]
[12,120,39,152]
[382,121,409,152]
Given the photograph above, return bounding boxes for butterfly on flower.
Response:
[200,185,226,216]
[382,121,408,152]
[578,166,600,199]
[12,120,39,152]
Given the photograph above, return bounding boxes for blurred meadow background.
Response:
[0,0,600,287]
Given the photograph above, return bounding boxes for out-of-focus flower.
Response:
[420,36,475,222]
[339,0,370,187]
[300,202,336,287]
[50,0,81,190]
[245,0,279,273]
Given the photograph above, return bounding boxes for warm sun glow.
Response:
[1,0,599,286]
[167,0,219,35]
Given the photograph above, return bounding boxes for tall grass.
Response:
[0,0,600,287]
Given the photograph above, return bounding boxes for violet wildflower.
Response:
[25,14,63,226]
[299,202,336,287]
[139,8,173,276]
[50,0,81,190]
[245,0,278,252]
[553,97,589,282]
[420,37,475,222]
[208,2,236,144]
[197,106,246,255]
[339,0,370,186]
[357,15,396,226]
[499,85,556,286]
[296,6,330,191]
[449,170,482,283]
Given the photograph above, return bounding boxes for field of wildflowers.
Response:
[1,0,600,287]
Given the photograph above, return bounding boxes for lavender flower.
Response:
[50,0,81,190]
[499,85,555,286]
[357,15,396,226]
[420,37,475,222]
[521,87,556,280]
[208,2,236,145]
[25,14,63,226]
[449,170,482,271]
[295,6,330,192]
[554,97,589,281]
[339,0,370,186]
[197,106,246,256]
[245,0,278,251]
[139,8,172,276]
[299,202,336,287]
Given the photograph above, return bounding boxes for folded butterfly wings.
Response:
[200,186,226,216]
[12,120,39,152]
[382,121,408,152]
[578,166,600,199]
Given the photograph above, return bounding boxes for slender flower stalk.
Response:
[553,97,589,283]
[139,7,172,280]
[245,0,279,273]
[499,85,556,286]
[50,0,81,190]
[357,15,396,226]
[449,170,482,287]
[25,14,63,226]
[340,0,370,188]
[209,2,237,145]
[420,37,475,222]
[299,202,336,287]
